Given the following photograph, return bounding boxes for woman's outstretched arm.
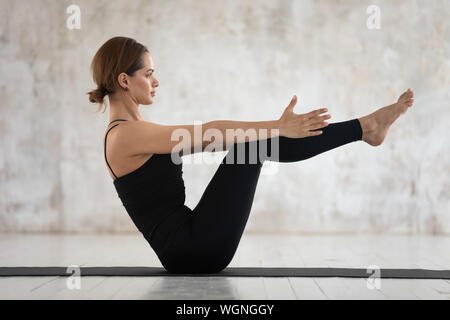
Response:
[118,95,330,157]
[193,95,330,155]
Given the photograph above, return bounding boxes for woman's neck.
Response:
[108,93,144,122]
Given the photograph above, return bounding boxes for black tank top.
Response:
[104,119,187,237]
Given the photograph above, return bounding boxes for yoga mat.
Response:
[0,267,449,279]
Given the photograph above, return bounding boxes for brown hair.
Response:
[87,36,149,113]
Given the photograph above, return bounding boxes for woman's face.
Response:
[126,52,159,105]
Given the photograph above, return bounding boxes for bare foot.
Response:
[359,89,415,146]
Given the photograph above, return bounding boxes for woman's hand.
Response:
[277,95,331,138]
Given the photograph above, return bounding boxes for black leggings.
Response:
[148,118,363,274]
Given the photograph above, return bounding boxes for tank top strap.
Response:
[108,119,128,126]
[104,119,128,179]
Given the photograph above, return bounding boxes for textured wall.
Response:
[0,0,449,234]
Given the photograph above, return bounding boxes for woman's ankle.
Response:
[358,115,376,134]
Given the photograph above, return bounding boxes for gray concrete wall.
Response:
[0,0,449,234]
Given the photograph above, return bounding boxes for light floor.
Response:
[0,233,449,300]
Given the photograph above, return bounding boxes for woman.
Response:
[87,36,414,274]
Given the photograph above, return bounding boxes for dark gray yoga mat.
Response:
[1,267,449,279]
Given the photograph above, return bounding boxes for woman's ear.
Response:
[117,72,129,90]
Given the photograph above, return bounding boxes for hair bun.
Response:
[87,87,106,104]
[101,87,110,95]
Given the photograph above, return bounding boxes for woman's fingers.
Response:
[307,121,329,131]
[309,108,328,116]
[303,113,330,130]
[308,130,323,136]
[303,109,329,122]
[286,95,298,111]
[303,113,331,125]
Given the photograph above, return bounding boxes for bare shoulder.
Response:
[112,120,159,156]
[110,119,196,156]
[114,120,159,138]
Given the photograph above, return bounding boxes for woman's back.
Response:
[103,119,188,247]
[103,120,155,181]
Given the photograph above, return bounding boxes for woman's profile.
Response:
[87,36,414,274]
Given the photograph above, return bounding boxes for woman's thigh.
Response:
[160,146,264,273]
